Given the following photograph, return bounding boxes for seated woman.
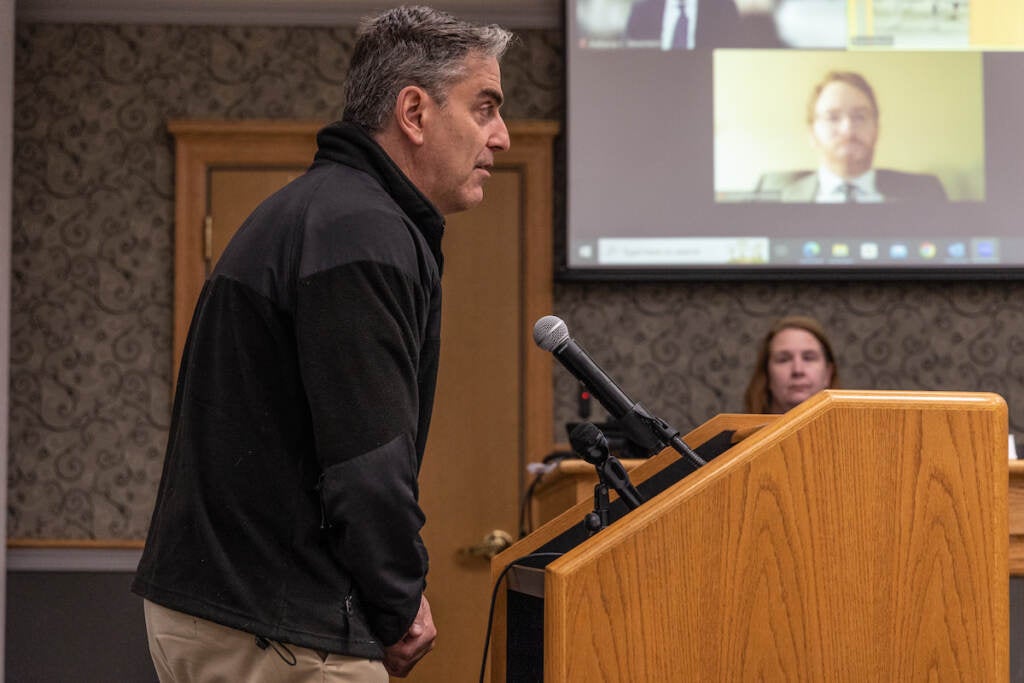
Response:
[744,315,839,414]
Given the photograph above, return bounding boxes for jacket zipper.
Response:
[316,473,331,530]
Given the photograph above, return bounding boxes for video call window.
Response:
[849,0,1024,49]
[574,0,848,50]
[565,0,1024,273]
[713,50,985,204]
[574,0,1024,51]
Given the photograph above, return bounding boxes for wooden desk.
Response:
[1009,461,1024,574]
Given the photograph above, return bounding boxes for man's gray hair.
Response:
[342,6,514,133]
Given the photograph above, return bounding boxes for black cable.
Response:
[254,636,297,666]
[517,451,573,538]
[517,472,543,538]
[478,551,564,683]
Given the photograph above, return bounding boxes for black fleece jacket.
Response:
[132,122,444,658]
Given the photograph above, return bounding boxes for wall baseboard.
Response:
[8,546,143,572]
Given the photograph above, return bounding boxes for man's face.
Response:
[418,54,510,215]
[808,80,878,179]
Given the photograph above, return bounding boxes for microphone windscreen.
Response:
[569,421,602,453]
[533,315,569,351]
[569,422,607,465]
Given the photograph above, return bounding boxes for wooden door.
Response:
[208,167,305,266]
[169,119,558,682]
[411,168,522,682]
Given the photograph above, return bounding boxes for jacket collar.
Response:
[314,121,445,271]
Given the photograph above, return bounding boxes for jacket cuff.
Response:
[371,593,424,647]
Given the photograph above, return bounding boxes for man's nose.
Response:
[835,118,855,135]
[490,115,511,152]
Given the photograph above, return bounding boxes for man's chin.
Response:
[833,150,873,173]
[442,188,485,215]
[464,185,486,208]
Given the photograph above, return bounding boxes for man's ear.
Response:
[394,85,430,146]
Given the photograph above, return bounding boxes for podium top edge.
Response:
[813,389,1006,410]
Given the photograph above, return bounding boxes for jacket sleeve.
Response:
[295,227,433,646]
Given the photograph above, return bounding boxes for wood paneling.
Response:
[494,391,1009,682]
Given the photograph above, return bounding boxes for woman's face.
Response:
[767,327,834,413]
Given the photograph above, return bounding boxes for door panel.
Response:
[208,167,304,268]
[411,169,523,682]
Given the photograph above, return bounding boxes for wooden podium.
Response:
[491,390,1009,682]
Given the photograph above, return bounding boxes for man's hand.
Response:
[382,594,437,678]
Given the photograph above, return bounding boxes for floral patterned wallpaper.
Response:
[553,279,1024,438]
[10,22,1023,539]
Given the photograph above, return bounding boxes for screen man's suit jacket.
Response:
[753,169,948,202]
[625,0,742,48]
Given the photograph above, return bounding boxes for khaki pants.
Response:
[144,599,388,683]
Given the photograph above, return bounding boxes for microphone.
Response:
[569,421,613,467]
[569,422,644,510]
[533,315,706,468]
[533,316,636,418]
